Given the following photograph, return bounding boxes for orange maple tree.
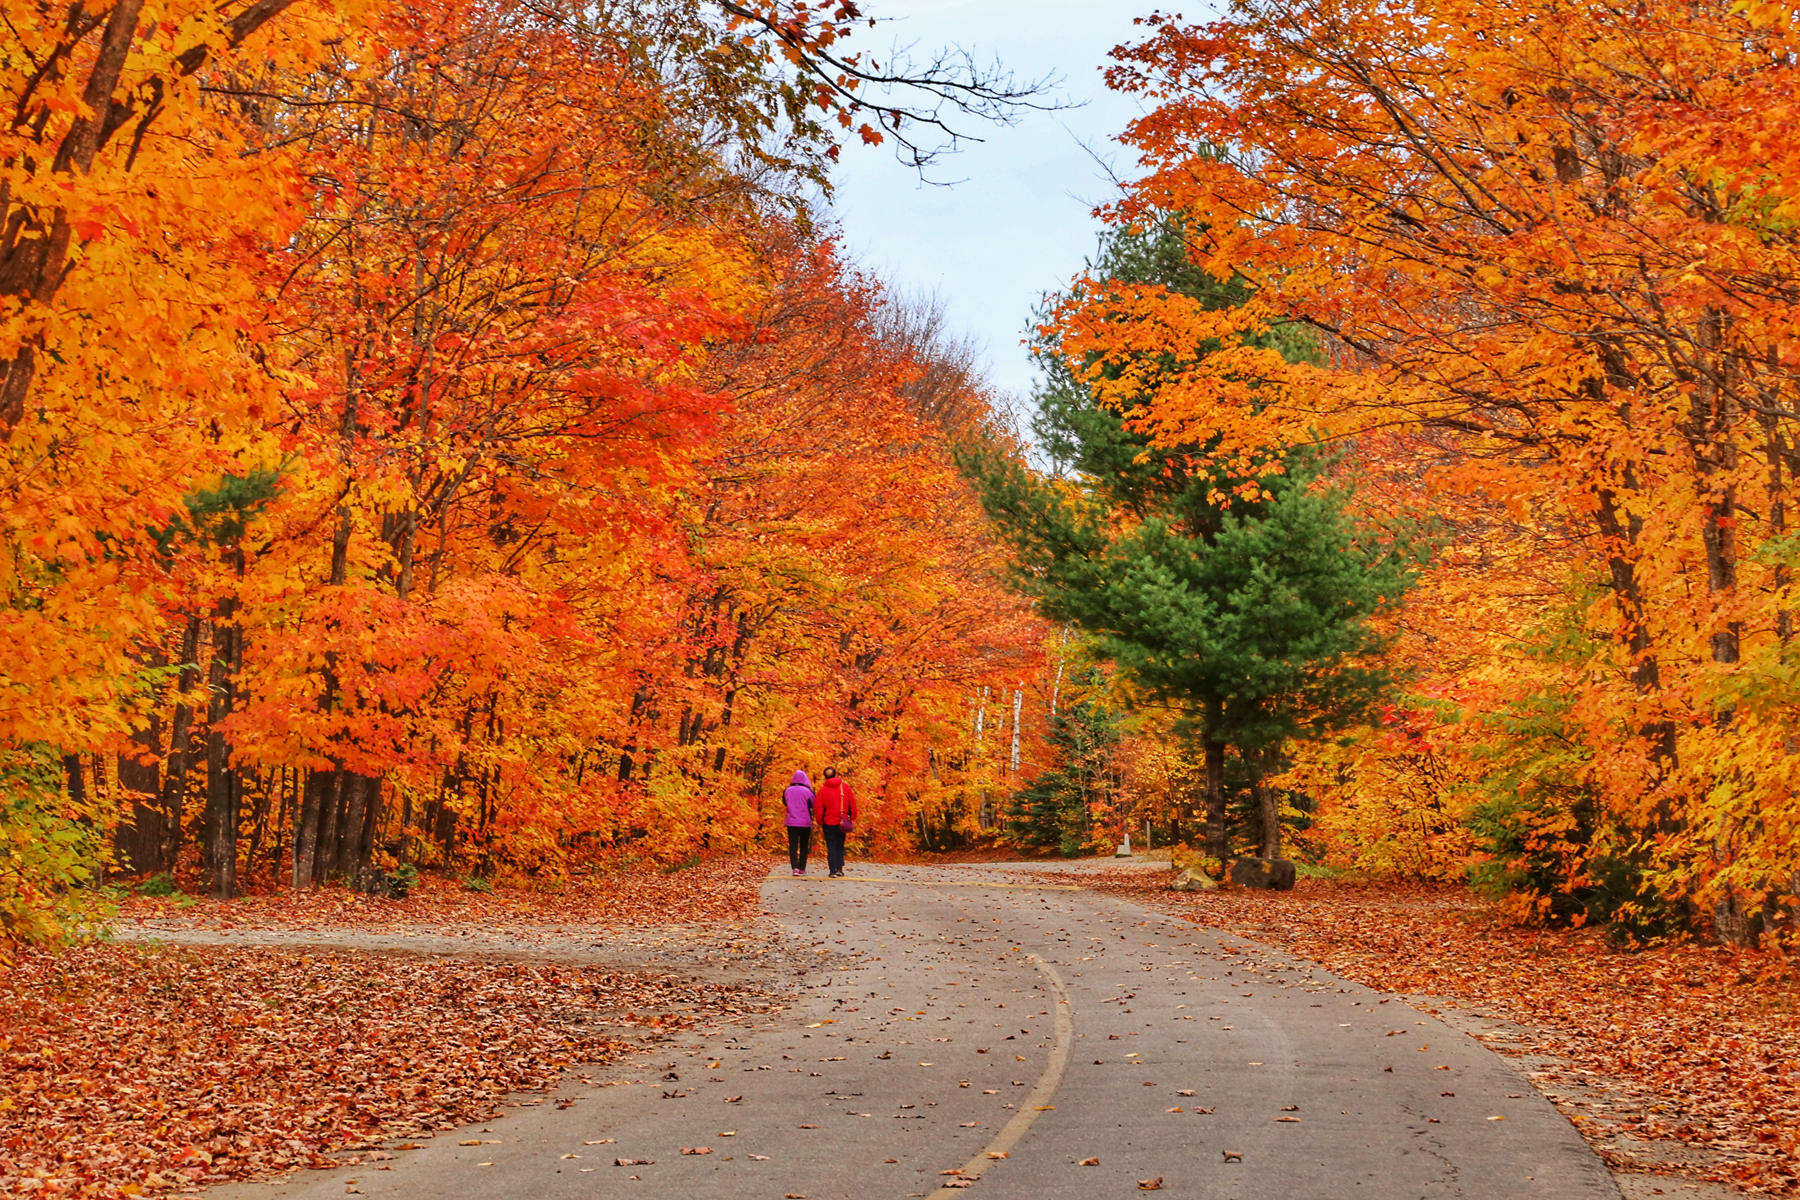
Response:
[1072,0,1800,938]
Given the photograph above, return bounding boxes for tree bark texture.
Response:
[1202,733,1227,863]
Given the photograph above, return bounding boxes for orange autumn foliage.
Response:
[1083,0,1800,936]
[0,0,1056,937]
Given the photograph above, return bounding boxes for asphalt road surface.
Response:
[218,861,1621,1200]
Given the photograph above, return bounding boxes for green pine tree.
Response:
[962,216,1421,863]
[1003,683,1119,856]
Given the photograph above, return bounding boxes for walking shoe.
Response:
[793,868,803,876]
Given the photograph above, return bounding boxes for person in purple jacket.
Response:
[783,770,816,876]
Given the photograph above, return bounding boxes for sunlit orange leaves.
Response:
[1091,0,1800,931]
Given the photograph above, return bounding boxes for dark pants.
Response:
[787,825,812,872]
[822,823,847,875]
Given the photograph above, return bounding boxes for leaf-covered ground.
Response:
[1077,867,1800,1196]
[113,854,774,935]
[3,857,789,1198]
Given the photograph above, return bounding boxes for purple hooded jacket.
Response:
[782,771,815,828]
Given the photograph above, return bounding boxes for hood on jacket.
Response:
[790,770,811,788]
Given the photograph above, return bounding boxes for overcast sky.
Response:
[822,0,1158,415]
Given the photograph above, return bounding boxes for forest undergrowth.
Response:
[1,857,786,1199]
[1081,869,1800,1195]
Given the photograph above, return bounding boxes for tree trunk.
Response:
[359,775,383,868]
[1251,750,1281,860]
[159,616,203,871]
[293,768,323,887]
[1202,731,1227,863]
[63,754,88,804]
[115,714,165,874]
[340,772,370,880]
[205,612,240,899]
[316,768,344,882]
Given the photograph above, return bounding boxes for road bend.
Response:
[214,861,1619,1200]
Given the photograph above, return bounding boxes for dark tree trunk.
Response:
[315,768,344,882]
[340,772,369,878]
[359,775,383,868]
[271,768,292,884]
[205,612,240,899]
[63,754,88,804]
[293,768,323,887]
[159,616,203,871]
[1250,751,1281,860]
[1202,731,1227,863]
[115,714,165,874]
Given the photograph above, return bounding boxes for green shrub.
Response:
[1,747,113,947]
[389,862,420,899]
[136,873,182,898]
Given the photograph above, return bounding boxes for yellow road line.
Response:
[932,955,1074,1196]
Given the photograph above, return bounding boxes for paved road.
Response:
[218,862,1620,1200]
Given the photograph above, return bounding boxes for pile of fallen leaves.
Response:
[4,856,787,1198]
[114,855,775,934]
[1080,868,1800,1195]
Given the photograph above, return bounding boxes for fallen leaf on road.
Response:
[1487,1115,1506,1121]
[987,1151,1009,1159]
[1138,1177,1163,1190]
[615,1158,653,1166]
[1079,1157,1100,1166]
[798,1123,818,1129]
[583,1140,615,1145]
[1275,1116,1300,1123]
[1280,1105,1299,1111]
[1165,1107,1183,1113]
[725,1096,743,1103]
[1177,1090,1195,1096]
[680,1147,712,1155]
[1222,1151,1243,1162]
[559,1153,580,1159]
[748,1154,770,1161]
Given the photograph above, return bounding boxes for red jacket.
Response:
[817,777,857,826]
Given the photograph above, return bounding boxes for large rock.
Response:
[1230,857,1297,891]
[1169,868,1218,892]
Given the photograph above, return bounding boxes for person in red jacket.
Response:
[816,767,857,878]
